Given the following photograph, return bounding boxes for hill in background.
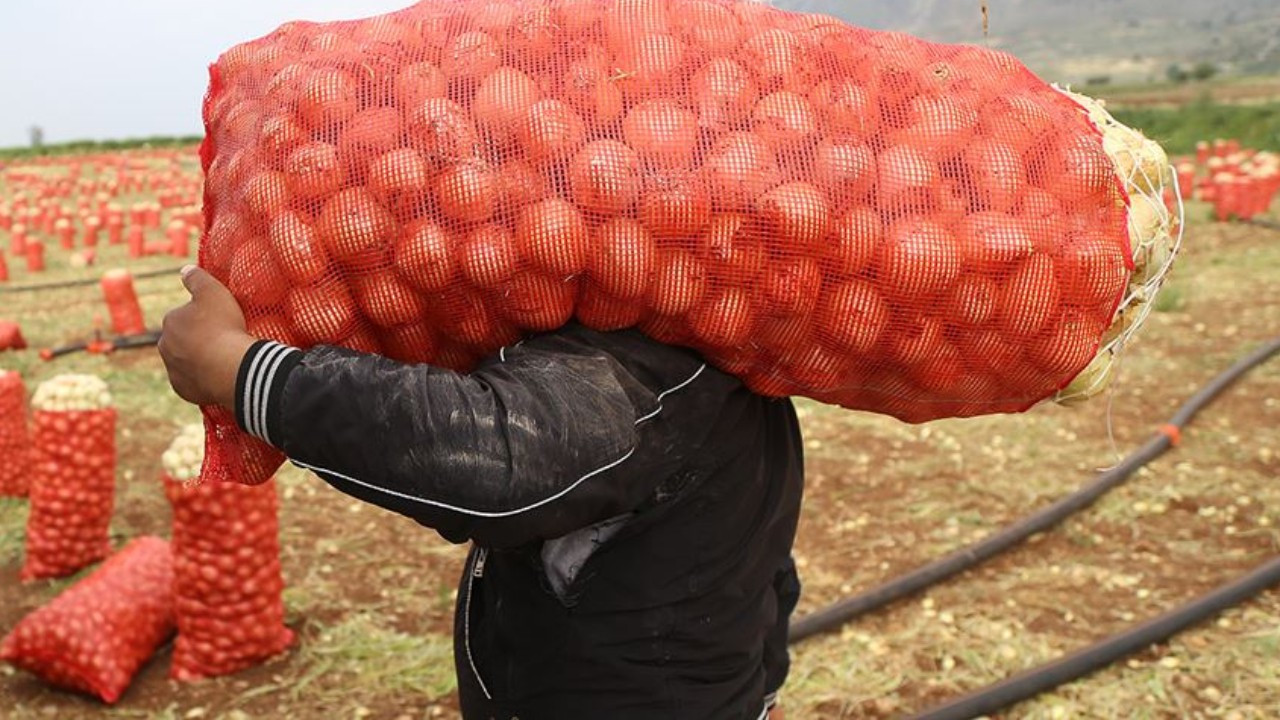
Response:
[774,0,1280,85]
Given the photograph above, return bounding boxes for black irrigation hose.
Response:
[790,337,1280,644]
[0,265,185,294]
[912,554,1280,720]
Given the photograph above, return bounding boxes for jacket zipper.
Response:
[464,546,492,700]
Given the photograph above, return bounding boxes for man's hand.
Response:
[158,266,257,410]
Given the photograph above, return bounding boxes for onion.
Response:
[623,100,699,169]
[519,99,587,164]
[407,98,480,166]
[498,273,578,331]
[648,250,708,316]
[242,171,290,222]
[876,144,939,211]
[956,212,1034,272]
[825,207,881,277]
[966,139,1026,212]
[877,218,960,298]
[690,288,757,348]
[690,58,759,131]
[703,133,780,211]
[756,182,831,251]
[615,33,686,100]
[367,148,432,207]
[395,221,457,292]
[394,62,449,111]
[515,198,589,276]
[436,159,499,224]
[229,238,289,309]
[763,256,822,316]
[815,280,887,354]
[351,271,428,328]
[287,279,360,345]
[569,140,642,215]
[284,142,344,200]
[473,67,542,144]
[752,92,819,151]
[998,255,1061,336]
[700,213,767,282]
[639,170,713,240]
[269,211,330,284]
[316,188,396,266]
[589,219,656,299]
[442,31,502,84]
[675,1,743,56]
[460,224,520,288]
[162,424,205,481]
[297,68,359,131]
[31,374,113,412]
[809,79,879,138]
[739,29,809,92]
[560,56,625,127]
[813,138,876,207]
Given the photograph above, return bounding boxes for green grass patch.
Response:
[0,136,203,160]
[1154,284,1187,313]
[295,613,457,702]
[1111,100,1280,155]
[0,497,29,567]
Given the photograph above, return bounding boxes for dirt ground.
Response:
[2,174,1279,718]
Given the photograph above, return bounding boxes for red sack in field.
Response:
[0,370,32,497]
[0,321,27,351]
[21,375,116,581]
[0,536,175,704]
[161,425,294,680]
[197,0,1159,485]
[100,269,148,336]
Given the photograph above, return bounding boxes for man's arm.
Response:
[239,331,711,547]
[161,267,725,548]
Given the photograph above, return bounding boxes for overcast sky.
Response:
[0,1,411,148]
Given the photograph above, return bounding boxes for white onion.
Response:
[31,374,114,411]
[162,424,206,481]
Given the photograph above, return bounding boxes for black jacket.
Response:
[233,323,804,719]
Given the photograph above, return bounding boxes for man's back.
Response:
[454,327,804,719]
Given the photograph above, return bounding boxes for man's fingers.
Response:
[180,265,206,294]
[180,265,231,300]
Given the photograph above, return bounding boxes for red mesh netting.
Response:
[0,371,31,497]
[164,472,294,680]
[197,0,1132,485]
[1,537,175,704]
[22,407,116,580]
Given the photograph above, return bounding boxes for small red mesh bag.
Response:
[22,376,116,581]
[1,536,175,704]
[162,426,294,680]
[0,321,28,352]
[0,370,31,497]
[197,0,1134,485]
[100,269,148,336]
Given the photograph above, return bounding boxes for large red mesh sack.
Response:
[0,370,31,497]
[1,536,175,704]
[161,425,294,680]
[197,0,1148,485]
[21,375,117,581]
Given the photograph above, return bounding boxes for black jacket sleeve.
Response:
[233,325,727,548]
